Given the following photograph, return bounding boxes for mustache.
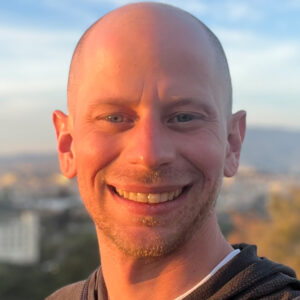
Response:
[104,166,197,185]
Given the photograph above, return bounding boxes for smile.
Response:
[113,187,184,204]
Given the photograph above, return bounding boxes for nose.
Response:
[124,114,176,169]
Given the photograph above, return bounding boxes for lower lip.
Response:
[108,186,190,216]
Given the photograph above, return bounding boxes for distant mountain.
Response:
[0,153,59,174]
[1,127,300,174]
[240,127,300,173]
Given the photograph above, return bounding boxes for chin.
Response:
[95,204,212,259]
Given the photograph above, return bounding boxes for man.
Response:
[47,2,300,299]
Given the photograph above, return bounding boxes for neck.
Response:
[97,213,232,300]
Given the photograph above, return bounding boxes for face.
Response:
[55,17,242,258]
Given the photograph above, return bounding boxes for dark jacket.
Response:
[46,244,300,299]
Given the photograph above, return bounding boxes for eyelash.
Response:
[96,113,134,123]
[95,112,205,128]
[106,114,132,123]
[168,113,202,123]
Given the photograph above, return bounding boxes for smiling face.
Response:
[54,3,245,258]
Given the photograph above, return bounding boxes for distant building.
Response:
[0,210,39,264]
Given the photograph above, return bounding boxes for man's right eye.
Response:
[105,114,127,123]
[96,113,133,123]
[94,113,136,133]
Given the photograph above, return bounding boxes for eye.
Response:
[94,112,136,133]
[168,113,199,123]
[106,114,128,123]
[96,113,134,123]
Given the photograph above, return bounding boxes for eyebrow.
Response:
[166,97,202,107]
[85,97,138,111]
[164,96,216,113]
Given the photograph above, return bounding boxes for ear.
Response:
[224,110,246,177]
[53,110,77,178]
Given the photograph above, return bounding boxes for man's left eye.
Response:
[169,113,197,123]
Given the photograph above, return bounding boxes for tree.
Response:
[228,187,300,277]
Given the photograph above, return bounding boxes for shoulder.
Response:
[45,280,85,300]
[45,268,100,300]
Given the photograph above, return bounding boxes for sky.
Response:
[1,0,300,155]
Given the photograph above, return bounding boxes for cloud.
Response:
[219,29,300,95]
[0,94,61,154]
[222,1,262,22]
[287,0,300,8]
[35,0,99,23]
[0,25,79,61]
[0,24,79,99]
[0,24,75,154]
[214,28,300,128]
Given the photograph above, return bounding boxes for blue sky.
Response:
[1,0,300,154]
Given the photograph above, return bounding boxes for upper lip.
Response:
[108,184,189,194]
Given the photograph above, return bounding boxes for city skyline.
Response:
[1,0,300,154]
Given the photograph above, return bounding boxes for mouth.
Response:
[109,185,189,204]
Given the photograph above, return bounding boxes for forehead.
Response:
[69,9,224,115]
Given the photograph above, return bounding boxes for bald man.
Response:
[47,2,300,300]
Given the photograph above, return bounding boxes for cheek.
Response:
[73,129,122,178]
[179,132,226,180]
[73,130,123,218]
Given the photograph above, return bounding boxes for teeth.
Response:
[137,193,148,203]
[148,193,160,204]
[174,189,181,198]
[168,192,175,201]
[115,188,183,204]
[160,193,169,203]
[129,192,137,201]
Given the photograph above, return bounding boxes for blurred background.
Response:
[0,0,300,299]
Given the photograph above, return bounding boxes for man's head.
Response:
[53,2,246,258]
[67,3,233,117]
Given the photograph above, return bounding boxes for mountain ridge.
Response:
[1,127,300,174]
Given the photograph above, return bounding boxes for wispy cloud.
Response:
[215,28,300,128]
[0,24,75,153]
[0,93,61,154]
[218,28,300,96]
[287,0,300,8]
[223,1,262,22]
[36,0,99,23]
[0,25,79,99]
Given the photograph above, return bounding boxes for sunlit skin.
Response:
[53,3,246,300]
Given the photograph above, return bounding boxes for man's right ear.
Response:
[53,110,77,178]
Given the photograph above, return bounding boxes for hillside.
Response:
[241,127,300,173]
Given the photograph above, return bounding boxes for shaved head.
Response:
[67,2,232,117]
[54,1,246,262]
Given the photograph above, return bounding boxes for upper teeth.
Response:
[115,188,182,204]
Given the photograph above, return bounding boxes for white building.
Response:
[0,210,39,264]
